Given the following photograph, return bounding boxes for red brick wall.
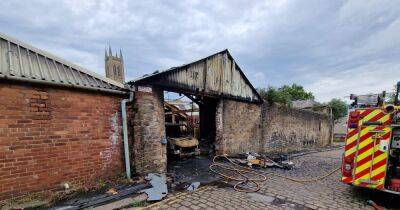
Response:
[0,82,125,201]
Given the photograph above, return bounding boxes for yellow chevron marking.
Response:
[359,125,374,136]
[378,114,390,123]
[355,147,375,174]
[344,109,390,158]
[355,144,384,172]
[350,109,391,188]
[354,154,386,188]
[357,135,374,153]
[371,164,386,178]
[344,127,386,158]
[362,109,383,122]
[346,130,358,144]
[365,160,387,188]
[345,147,356,157]
[357,127,389,151]
[345,127,371,155]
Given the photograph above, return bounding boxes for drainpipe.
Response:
[121,91,134,179]
[328,106,334,145]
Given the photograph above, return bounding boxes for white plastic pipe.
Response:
[121,91,134,179]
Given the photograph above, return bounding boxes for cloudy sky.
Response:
[0,0,399,102]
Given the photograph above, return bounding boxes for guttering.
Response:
[0,75,127,95]
[121,91,134,179]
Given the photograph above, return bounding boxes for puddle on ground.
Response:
[247,193,311,210]
[247,193,275,203]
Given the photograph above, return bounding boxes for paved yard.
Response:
[141,149,400,210]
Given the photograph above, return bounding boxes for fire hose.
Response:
[209,155,267,192]
[209,155,341,192]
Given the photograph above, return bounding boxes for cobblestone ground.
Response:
[141,149,400,210]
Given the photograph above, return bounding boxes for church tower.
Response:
[105,46,125,83]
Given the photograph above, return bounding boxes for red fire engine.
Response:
[341,82,400,193]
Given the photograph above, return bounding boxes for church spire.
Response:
[105,47,108,60]
[105,46,125,83]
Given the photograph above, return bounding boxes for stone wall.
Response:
[131,87,166,174]
[215,101,332,155]
[0,82,126,201]
[262,104,332,153]
[129,92,332,173]
[216,99,263,155]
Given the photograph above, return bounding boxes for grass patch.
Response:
[129,200,149,207]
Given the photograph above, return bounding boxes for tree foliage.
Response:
[258,87,292,105]
[327,98,348,122]
[279,84,314,101]
[258,84,314,106]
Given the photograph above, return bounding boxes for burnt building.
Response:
[0,33,333,201]
[129,50,333,173]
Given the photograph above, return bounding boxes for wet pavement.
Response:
[168,156,219,185]
[144,148,400,210]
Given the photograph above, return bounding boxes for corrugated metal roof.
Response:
[0,32,127,94]
[130,49,262,103]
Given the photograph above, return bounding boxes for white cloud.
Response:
[306,61,400,102]
[0,0,399,103]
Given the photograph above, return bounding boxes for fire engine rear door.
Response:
[352,125,391,189]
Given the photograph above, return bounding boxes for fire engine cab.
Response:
[341,81,400,193]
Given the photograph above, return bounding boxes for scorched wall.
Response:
[216,99,262,155]
[131,88,166,174]
[262,103,332,153]
[215,100,332,155]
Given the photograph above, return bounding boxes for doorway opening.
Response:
[164,91,219,184]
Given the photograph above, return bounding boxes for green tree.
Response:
[279,84,314,101]
[327,98,348,122]
[258,84,314,106]
[258,87,292,105]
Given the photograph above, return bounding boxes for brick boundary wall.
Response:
[0,82,126,201]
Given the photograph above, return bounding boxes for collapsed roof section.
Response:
[130,49,262,103]
[0,32,127,94]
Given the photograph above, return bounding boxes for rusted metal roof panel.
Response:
[0,32,126,94]
[162,60,205,91]
[131,50,261,103]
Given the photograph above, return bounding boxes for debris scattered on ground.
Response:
[280,160,295,170]
[232,152,295,170]
[210,153,341,192]
[90,193,148,209]
[142,173,168,201]
[209,155,267,192]
[63,183,70,190]
[367,200,384,210]
[51,183,149,209]
[246,153,259,167]
[0,200,49,210]
[134,176,146,184]
[186,182,200,191]
[106,188,118,195]
[168,156,219,187]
